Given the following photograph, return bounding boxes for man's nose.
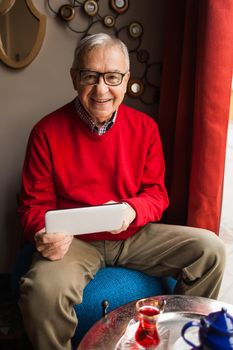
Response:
[94,76,109,93]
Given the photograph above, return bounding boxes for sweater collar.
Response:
[74,97,117,135]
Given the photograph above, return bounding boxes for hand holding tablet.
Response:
[45,203,128,235]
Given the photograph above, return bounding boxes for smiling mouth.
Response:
[92,98,112,103]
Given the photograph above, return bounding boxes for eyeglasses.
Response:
[79,70,128,86]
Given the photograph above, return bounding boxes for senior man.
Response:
[18,33,226,350]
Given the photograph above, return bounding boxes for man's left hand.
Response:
[106,201,136,234]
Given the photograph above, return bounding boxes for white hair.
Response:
[72,33,130,71]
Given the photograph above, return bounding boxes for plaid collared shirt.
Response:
[75,98,117,135]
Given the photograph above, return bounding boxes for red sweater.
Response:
[18,101,169,243]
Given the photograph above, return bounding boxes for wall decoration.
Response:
[58,4,76,21]
[0,0,46,69]
[110,0,129,14]
[47,0,162,105]
[127,79,144,98]
[128,22,143,38]
[0,0,16,16]
[83,0,99,16]
[103,15,115,28]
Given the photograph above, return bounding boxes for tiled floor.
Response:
[218,121,233,305]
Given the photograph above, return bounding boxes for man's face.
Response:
[70,45,130,124]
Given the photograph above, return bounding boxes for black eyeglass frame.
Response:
[78,69,128,86]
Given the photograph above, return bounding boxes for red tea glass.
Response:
[135,297,166,349]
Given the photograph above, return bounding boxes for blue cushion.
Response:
[11,244,176,347]
[73,267,176,346]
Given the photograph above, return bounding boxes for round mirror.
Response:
[110,0,129,14]
[103,15,115,28]
[58,5,75,21]
[128,22,143,38]
[84,0,98,17]
[127,79,144,98]
[0,0,46,69]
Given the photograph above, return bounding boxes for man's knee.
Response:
[196,228,226,259]
[187,228,226,275]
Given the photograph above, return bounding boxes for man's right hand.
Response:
[34,230,73,261]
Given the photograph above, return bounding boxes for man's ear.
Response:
[70,68,78,91]
[124,71,130,93]
[125,71,130,83]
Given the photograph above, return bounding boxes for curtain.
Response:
[158,0,233,234]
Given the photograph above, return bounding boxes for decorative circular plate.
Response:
[127,79,144,98]
[58,5,75,21]
[110,0,129,14]
[103,15,115,28]
[84,0,99,17]
[128,22,143,38]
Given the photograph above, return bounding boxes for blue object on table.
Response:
[11,243,176,348]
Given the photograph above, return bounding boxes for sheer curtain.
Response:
[158,0,233,234]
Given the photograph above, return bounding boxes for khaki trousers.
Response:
[18,223,226,350]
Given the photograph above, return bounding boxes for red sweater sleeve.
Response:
[18,127,57,242]
[124,122,169,227]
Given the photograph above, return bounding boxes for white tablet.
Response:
[45,203,128,235]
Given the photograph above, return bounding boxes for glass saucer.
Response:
[172,328,199,350]
[114,319,170,350]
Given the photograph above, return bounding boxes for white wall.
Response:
[0,0,166,272]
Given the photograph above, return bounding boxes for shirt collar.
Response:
[75,97,117,135]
